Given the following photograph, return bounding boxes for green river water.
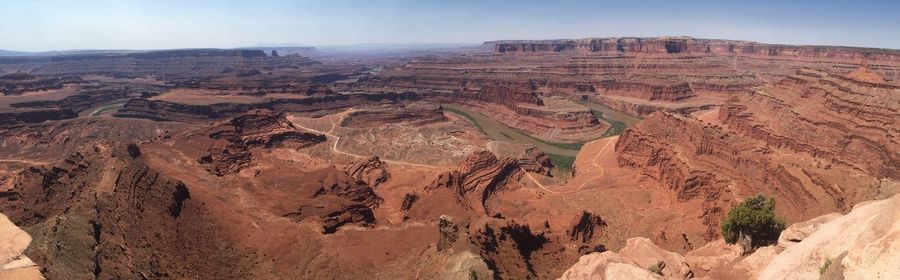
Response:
[442,102,641,172]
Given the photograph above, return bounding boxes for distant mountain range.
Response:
[314,43,478,52]
[0,49,38,56]
[0,49,139,57]
[0,43,480,57]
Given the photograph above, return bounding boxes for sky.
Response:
[1,0,898,52]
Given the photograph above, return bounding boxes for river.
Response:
[441,102,641,170]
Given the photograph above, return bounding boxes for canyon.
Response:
[0,36,897,279]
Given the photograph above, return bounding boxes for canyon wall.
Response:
[491,37,900,63]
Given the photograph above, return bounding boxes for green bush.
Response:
[646,263,662,275]
[819,258,833,275]
[720,194,786,248]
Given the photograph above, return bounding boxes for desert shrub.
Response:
[819,257,833,275]
[720,194,786,248]
[647,263,662,275]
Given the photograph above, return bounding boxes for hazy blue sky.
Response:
[2,0,898,51]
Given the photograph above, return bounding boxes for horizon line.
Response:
[4,36,900,54]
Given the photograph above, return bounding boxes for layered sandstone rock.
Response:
[597,79,695,101]
[0,213,42,280]
[758,194,900,279]
[682,240,743,277]
[199,109,326,175]
[558,251,660,280]
[614,105,894,244]
[459,85,544,109]
[557,194,900,280]
[0,72,79,96]
[444,97,607,143]
[517,147,555,176]
[426,151,522,216]
[0,108,77,126]
[30,49,318,79]
[568,211,607,244]
[345,156,390,188]
[10,84,160,113]
[469,219,577,280]
[437,215,459,252]
[282,167,383,234]
[115,92,422,123]
[558,237,693,280]
[847,64,886,83]
[0,143,251,279]
[776,212,842,248]
[0,117,189,164]
[285,204,376,234]
[614,113,733,240]
[717,68,899,182]
[438,250,495,280]
[618,238,693,279]
[491,37,900,63]
[355,37,900,134]
[340,102,447,128]
[399,193,417,221]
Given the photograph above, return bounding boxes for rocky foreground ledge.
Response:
[558,193,900,280]
[0,213,42,280]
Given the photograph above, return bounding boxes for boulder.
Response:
[734,245,780,279]
[0,214,43,279]
[777,212,842,248]
[683,239,742,273]
[758,194,900,279]
[557,251,659,280]
[618,237,693,279]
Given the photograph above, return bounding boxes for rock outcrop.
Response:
[0,72,79,96]
[614,113,733,240]
[470,219,569,280]
[618,238,693,279]
[568,211,607,244]
[115,92,422,123]
[847,64,886,83]
[10,84,158,113]
[518,147,555,176]
[776,212,842,248]
[682,240,742,277]
[345,156,390,188]
[558,237,693,280]
[758,194,900,279]
[0,143,251,279]
[614,104,895,245]
[400,193,417,221]
[199,109,326,175]
[558,251,660,280]
[0,213,42,280]
[490,37,900,63]
[442,98,607,144]
[30,49,316,78]
[438,215,459,252]
[341,102,447,128]
[426,151,522,216]
[717,68,899,181]
[282,167,383,234]
[285,204,376,234]
[0,108,78,127]
[557,194,900,280]
[462,85,544,109]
